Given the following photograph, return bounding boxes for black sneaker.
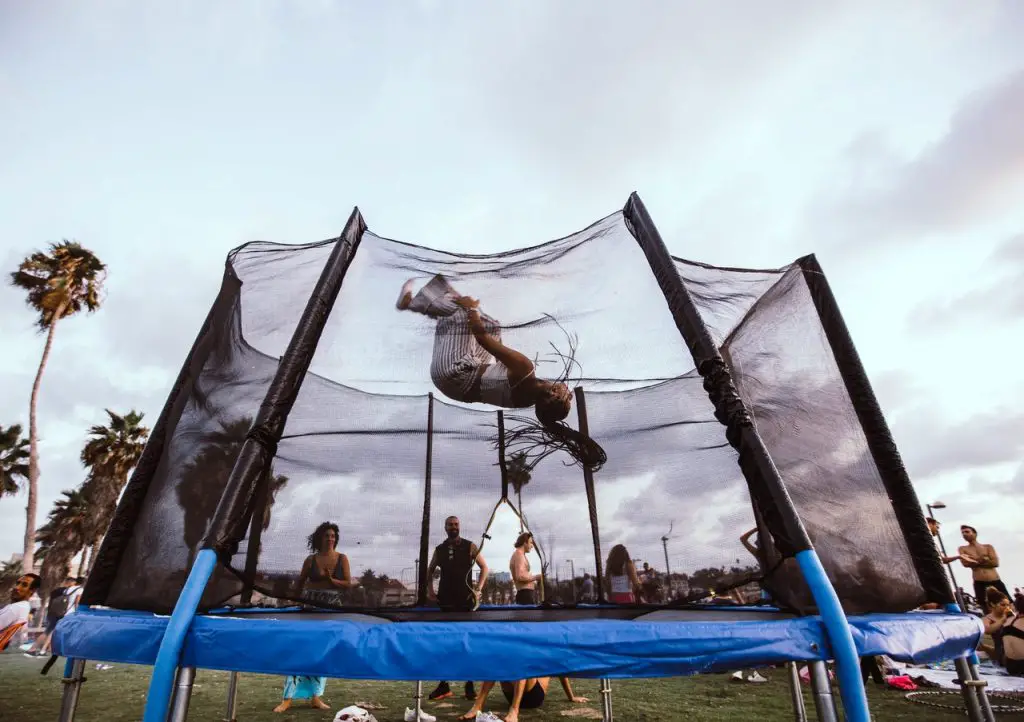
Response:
[464,681,476,700]
[428,682,452,700]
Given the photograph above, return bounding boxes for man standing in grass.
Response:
[949,525,1009,612]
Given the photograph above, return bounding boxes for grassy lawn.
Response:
[0,651,978,721]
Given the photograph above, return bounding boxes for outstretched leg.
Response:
[459,681,497,719]
[397,274,462,318]
[397,275,503,404]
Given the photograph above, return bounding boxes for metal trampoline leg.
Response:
[967,658,996,722]
[808,662,838,722]
[414,681,423,720]
[787,662,807,722]
[599,678,613,722]
[58,658,86,722]
[952,656,987,722]
[224,671,239,722]
[168,667,196,722]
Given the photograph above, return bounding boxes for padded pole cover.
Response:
[204,208,367,558]
[622,192,809,556]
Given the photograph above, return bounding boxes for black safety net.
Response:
[85,202,944,617]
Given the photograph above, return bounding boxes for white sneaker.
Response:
[747,671,768,683]
[396,279,416,310]
[476,713,503,722]
[404,708,436,722]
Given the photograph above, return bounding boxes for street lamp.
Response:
[926,500,964,609]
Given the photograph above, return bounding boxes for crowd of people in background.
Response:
[4,513,1020,722]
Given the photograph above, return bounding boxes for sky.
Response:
[1,2,1023,601]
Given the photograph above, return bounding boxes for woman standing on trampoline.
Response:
[396,274,605,471]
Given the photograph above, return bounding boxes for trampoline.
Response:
[53,194,992,722]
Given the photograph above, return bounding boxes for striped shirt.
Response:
[404,275,527,408]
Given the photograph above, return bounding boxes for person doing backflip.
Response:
[396,275,572,418]
[396,274,606,472]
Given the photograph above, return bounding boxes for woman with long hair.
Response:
[605,544,642,605]
[273,522,357,713]
[396,275,605,472]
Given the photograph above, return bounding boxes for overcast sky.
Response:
[1,3,1023,597]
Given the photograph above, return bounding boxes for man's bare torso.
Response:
[959,542,998,582]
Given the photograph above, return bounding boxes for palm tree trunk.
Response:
[22,310,65,573]
[77,546,90,578]
[86,537,102,576]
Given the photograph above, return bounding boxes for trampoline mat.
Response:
[54,607,982,681]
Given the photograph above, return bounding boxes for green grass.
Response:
[0,651,977,721]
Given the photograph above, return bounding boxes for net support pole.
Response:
[143,208,367,722]
[622,192,870,722]
[786,661,807,722]
[224,671,240,722]
[205,207,366,558]
[796,255,953,606]
[574,387,605,603]
[497,410,510,501]
[57,657,86,722]
[417,393,435,606]
[807,661,838,722]
[167,666,197,722]
[141,549,217,722]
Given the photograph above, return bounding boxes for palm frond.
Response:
[9,240,107,329]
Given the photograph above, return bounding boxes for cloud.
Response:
[908,232,1024,329]
[893,406,1024,480]
[811,68,1024,247]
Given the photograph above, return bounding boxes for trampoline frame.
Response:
[57,194,994,722]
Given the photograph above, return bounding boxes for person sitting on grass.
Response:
[0,574,40,648]
[459,677,588,722]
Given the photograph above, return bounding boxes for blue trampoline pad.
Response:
[54,607,982,681]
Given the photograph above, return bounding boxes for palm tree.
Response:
[79,409,149,573]
[10,240,106,572]
[0,558,24,601]
[0,424,30,497]
[177,416,288,570]
[505,451,533,532]
[36,488,90,596]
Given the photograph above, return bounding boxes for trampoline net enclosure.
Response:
[82,195,951,618]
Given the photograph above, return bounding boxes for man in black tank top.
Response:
[427,516,489,612]
[426,515,490,701]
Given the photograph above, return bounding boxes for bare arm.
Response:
[739,528,759,559]
[463,305,535,381]
[472,544,489,592]
[559,676,588,703]
[297,556,312,593]
[977,545,1000,569]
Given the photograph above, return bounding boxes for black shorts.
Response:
[501,680,545,709]
[974,579,1010,609]
[515,589,536,605]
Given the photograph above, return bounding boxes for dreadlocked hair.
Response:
[494,315,607,472]
[501,412,607,472]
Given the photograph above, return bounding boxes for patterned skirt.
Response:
[282,675,327,700]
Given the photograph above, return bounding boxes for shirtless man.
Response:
[510,532,542,605]
[948,525,1009,612]
[460,677,588,722]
